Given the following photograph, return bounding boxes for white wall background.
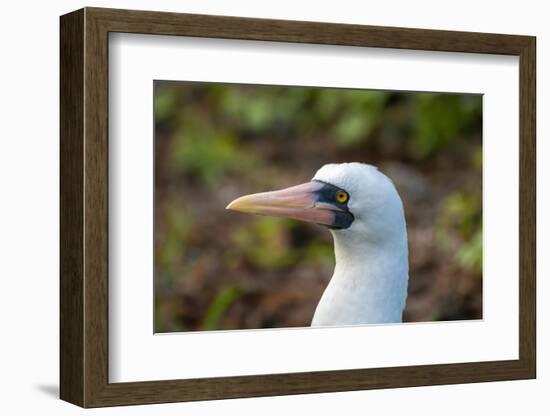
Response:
[0,1,545,414]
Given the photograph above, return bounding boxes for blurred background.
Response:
[154,81,482,332]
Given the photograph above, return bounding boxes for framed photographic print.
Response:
[60,7,536,408]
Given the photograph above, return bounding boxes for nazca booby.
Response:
[226,162,408,326]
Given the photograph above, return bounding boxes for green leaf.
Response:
[456,228,483,274]
[334,112,372,146]
[202,286,243,330]
[154,89,178,123]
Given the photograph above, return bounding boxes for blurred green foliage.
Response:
[413,94,481,158]
[154,81,483,332]
[156,207,191,280]
[156,83,481,189]
[232,218,299,269]
[436,146,483,274]
[202,286,244,330]
[437,192,482,274]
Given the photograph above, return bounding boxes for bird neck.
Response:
[332,228,407,271]
[311,229,408,326]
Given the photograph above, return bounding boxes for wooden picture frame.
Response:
[60,7,536,408]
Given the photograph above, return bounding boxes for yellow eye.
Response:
[335,191,349,203]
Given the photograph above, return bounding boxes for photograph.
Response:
[54,5,537,409]
[154,81,483,332]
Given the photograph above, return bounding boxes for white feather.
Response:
[311,163,409,326]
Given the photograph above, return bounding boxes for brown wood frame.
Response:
[60,7,536,408]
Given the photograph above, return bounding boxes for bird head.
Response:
[226,162,405,242]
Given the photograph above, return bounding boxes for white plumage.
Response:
[310,163,409,326]
[227,162,409,326]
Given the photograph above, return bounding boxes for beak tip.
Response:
[225,199,239,211]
